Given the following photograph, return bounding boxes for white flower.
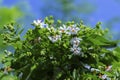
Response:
[48,35,61,43]
[33,19,48,28]
[41,23,48,28]
[84,64,91,69]
[91,68,100,72]
[70,46,81,55]
[99,74,111,80]
[59,24,68,33]
[101,74,107,79]
[106,65,112,71]
[67,24,80,35]
[70,37,82,47]
[33,19,41,26]
[4,50,12,57]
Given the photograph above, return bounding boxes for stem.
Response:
[25,64,36,80]
[16,64,30,73]
[25,69,33,80]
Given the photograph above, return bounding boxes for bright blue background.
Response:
[1,0,120,39]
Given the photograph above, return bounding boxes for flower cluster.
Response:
[70,37,82,55]
[84,64,112,80]
[33,19,82,55]
[59,24,80,35]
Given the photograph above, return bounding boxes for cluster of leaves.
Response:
[0,16,120,80]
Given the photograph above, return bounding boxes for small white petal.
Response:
[48,35,61,43]
[33,19,48,28]
[91,68,95,72]
[84,64,91,69]
[91,68,100,72]
[102,74,107,79]
[106,65,112,71]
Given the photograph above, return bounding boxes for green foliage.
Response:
[1,17,120,80]
[0,7,22,51]
[0,7,22,27]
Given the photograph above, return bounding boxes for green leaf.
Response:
[87,35,117,48]
[12,41,22,49]
[1,75,18,80]
[73,69,76,79]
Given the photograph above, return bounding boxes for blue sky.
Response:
[2,0,120,22]
[1,0,120,39]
